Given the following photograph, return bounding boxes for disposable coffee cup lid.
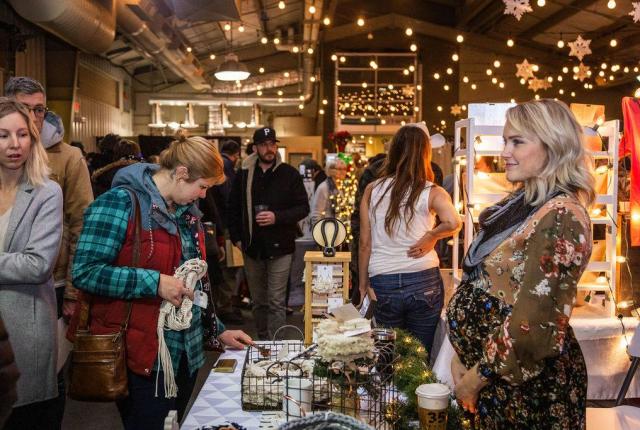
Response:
[415,383,450,398]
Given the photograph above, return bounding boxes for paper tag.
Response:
[193,290,208,309]
[317,264,333,282]
[331,303,362,322]
[359,295,371,318]
[277,343,289,361]
[327,297,343,313]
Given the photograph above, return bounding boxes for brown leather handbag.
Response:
[68,189,141,402]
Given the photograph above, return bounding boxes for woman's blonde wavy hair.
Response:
[159,135,225,183]
[0,97,50,187]
[505,99,595,208]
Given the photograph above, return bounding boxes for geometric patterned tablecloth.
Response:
[181,348,263,429]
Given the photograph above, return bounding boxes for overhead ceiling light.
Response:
[323,17,331,25]
[278,1,285,9]
[214,53,250,81]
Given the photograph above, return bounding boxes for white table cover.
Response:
[182,348,262,430]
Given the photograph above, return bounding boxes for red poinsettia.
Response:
[328,130,352,152]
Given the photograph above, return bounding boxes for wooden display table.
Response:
[303,251,351,344]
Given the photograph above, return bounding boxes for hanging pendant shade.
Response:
[214,53,250,81]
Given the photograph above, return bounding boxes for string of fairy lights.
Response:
[173,0,640,135]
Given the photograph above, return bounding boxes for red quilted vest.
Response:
[68,212,207,377]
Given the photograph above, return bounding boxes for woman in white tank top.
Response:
[358,124,460,353]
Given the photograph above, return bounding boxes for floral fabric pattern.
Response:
[447,195,592,429]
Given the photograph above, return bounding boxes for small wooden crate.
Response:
[303,251,351,345]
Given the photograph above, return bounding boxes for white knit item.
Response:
[155,258,208,398]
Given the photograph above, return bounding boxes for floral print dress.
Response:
[446,195,592,429]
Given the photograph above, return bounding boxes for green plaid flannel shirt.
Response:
[73,187,213,375]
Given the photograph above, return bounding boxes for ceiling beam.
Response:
[518,0,601,40]
[456,0,494,28]
[252,0,268,34]
[323,13,569,67]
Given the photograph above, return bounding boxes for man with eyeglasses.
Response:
[228,127,309,340]
[5,76,93,428]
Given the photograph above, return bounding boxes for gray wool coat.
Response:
[0,178,63,407]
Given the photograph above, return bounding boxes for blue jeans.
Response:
[370,267,444,356]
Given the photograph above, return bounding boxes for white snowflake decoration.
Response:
[503,0,533,21]
[516,59,535,80]
[630,2,640,23]
[528,78,547,92]
[568,35,592,61]
[573,62,590,82]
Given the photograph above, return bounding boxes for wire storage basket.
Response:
[307,356,400,430]
[240,340,312,411]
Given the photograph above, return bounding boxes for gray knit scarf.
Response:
[462,189,540,281]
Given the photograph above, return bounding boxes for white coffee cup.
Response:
[415,383,450,430]
[283,378,312,418]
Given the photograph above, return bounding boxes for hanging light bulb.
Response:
[491,77,498,84]
[209,54,216,60]
[607,0,616,9]
[260,36,268,44]
[238,25,245,32]
[456,34,464,43]
[610,38,618,47]
[507,38,514,47]
[323,17,330,25]
[186,46,192,53]
[471,83,477,90]
[308,4,316,14]
[410,43,417,52]
[532,64,539,72]
[493,60,501,68]
[462,76,469,83]
[370,60,378,69]
[224,23,231,31]
[307,47,314,54]
[259,67,265,73]
[562,66,569,73]
[486,68,493,76]
[331,54,337,61]
[537,0,545,5]
[452,53,459,61]
[292,46,299,53]
[446,67,453,75]
[339,56,346,63]
[273,37,280,44]
[278,1,285,9]
[557,39,565,48]
[357,17,365,26]
[433,72,440,80]
[405,28,413,36]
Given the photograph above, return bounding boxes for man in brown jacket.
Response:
[5,77,93,426]
[5,77,93,316]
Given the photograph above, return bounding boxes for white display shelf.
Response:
[452,113,619,317]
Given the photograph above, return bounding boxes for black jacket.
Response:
[228,153,309,259]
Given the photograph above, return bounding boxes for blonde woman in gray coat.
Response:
[0,98,63,428]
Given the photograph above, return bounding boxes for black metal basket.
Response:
[240,340,313,411]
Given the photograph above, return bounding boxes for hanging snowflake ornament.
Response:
[568,35,592,61]
[516,59,535,80]
[528,78,547,92]
[503,0,533,21]
[573,62,590,82]
[630,2,640,23]
[451,104,462,116]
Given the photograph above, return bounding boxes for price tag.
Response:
[317,264,333,283]
[193,290,208,309]
[327,297,343,313]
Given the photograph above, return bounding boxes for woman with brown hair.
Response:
[71,135,252,430]
[358,124,460,353]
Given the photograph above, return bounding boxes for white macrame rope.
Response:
[155,258,208,398]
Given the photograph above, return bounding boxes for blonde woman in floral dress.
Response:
[447,99,595,429]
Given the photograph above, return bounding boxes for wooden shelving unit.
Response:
[303,251,351,344]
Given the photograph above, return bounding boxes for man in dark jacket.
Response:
[228,127,309,339]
